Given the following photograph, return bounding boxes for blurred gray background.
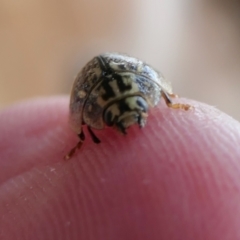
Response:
[0,0,240,120]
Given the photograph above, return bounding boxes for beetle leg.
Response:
[161,91,192,110]
[116,121,127,135]
[64,140,83,160]
[168,93,179,98]
[78,131,85,141]
[64,130,85,160]
[137,115,141,127]
[87,126,101,144]
[137,112,148,128]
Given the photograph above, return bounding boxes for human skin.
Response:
[0,96,240,240]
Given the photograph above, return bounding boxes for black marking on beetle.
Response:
[105,110,113,126]
[117,99,132,115]
[137,114,142,126]
[113,73,132,93]
[101,77,116,101]
[118,63,126,70]
[129,64,137,71]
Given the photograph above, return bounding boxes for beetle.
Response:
[65,52,191,159]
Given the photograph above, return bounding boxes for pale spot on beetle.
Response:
[125,97,138,110]
[137,64,143,73]
[110,105,120,117]
[78,90,87,98]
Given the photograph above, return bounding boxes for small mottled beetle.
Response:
[65,52,191,159]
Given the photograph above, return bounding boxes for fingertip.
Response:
[0,96,71,182]
[1,97,240,239]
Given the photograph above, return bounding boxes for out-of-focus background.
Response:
[1,0,240,120]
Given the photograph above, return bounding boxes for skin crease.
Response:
[0,96,240,240]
